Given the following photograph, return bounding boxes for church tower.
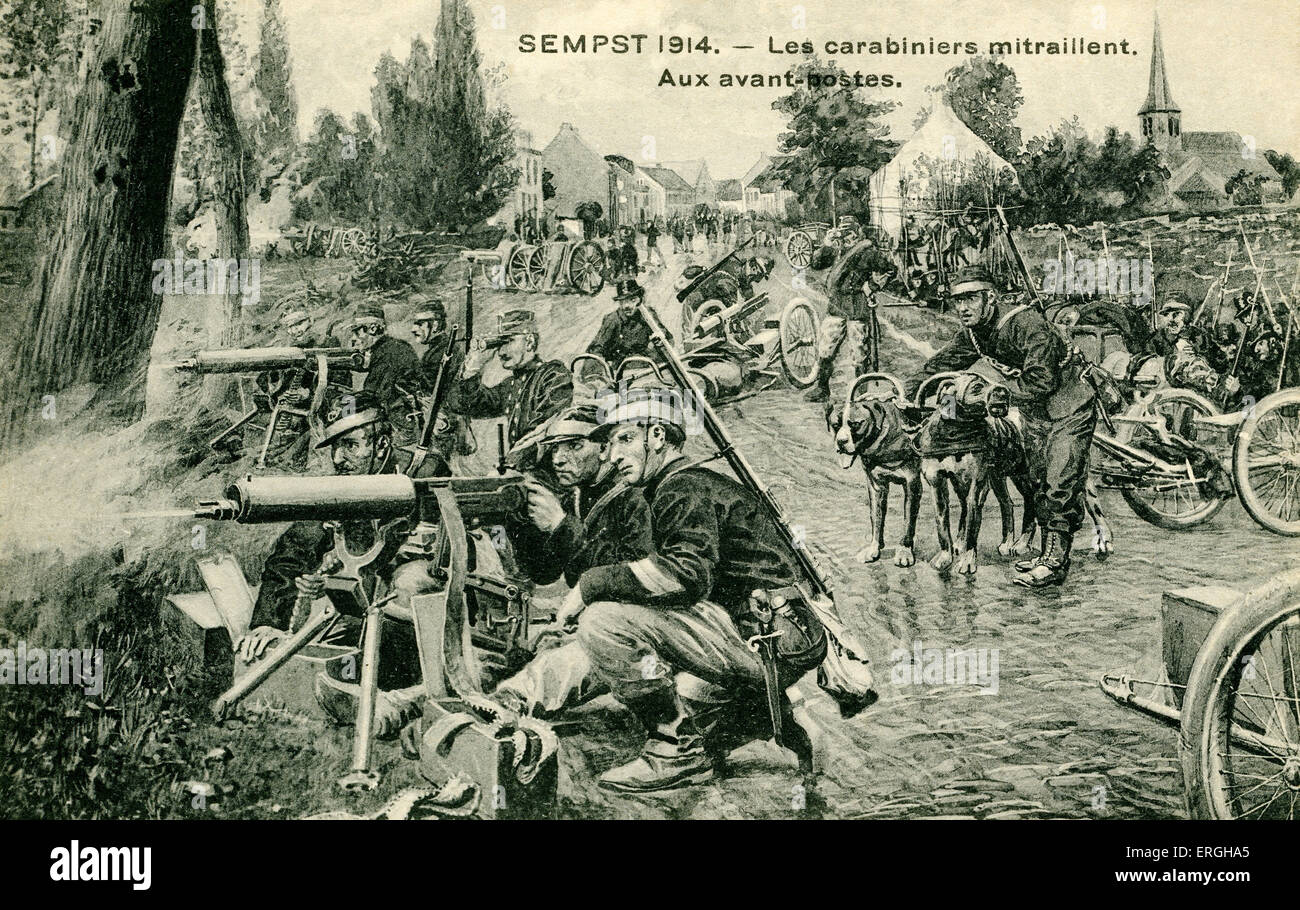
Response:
[1138,13,1181,156]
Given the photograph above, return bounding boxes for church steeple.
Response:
[1139,13,1181,154]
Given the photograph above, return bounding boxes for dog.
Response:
[915,373,1037,575]
[825,378,923,567]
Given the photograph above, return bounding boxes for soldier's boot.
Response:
[804,356,837,402]
[1013,530,1073,589]
[314,675,424,740]
[598,690,715,793]
[1014,524,1046,573]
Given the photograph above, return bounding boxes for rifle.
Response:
[994,205,1044,313]
[405,267,474,477]
[675,236,756,303]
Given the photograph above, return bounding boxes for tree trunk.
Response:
[3,0,197,444]
[28,80,41,189]
[194,0,249,411]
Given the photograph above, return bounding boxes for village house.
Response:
[541,122,617,226]
[1139,14,1284,210]
[716,178,744,213]
[661,159,717,208]
[496,130,543,232]
[740,154,794,217]
[640,166,695,219]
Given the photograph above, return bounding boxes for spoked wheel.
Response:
[567,241,606,295]
[778,298,819,389]
[685,300,726,340]
[784,230,815,270]
[1233,387,1300,536]
[525,247,547,291]
[340,228,366,256]
[1180,568,1300,819]
[1118,389,1228,530]
[507,246,533,290]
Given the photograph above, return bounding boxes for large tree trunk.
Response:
[194,0,249,411]
[3,0,197,444]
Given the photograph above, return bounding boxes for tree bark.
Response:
[193,0,249,411]
[4,0,197,443]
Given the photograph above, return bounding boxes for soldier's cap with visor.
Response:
[589,386,686,442]
[412,296,446,324]
[947,266,998,298]
[315,391,389,448]
[496,309,538,335]
[613,279,645,301]
[1158,296,1191,315]
[352,304,387,328]
[537,403,604,448]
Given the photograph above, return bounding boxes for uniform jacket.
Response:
[587,308,670,368]
[577,458,800,620]
[453,357,574,447]
[514,467,653,587]
[249,520,381,631]
[826,242,895,320]
[359,334,423,414]
[910,304,1095,420]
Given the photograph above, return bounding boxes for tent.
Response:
[868,99,1018,238]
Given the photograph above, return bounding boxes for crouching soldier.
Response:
[558,387,827,793]
[906,267,1097,588]
[492,404,655,717]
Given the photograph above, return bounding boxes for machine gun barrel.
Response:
[637,301,831,599]
[176,347,362,374]
[675,237,756,303]
[192,473,526,525]
[692,291,769,337]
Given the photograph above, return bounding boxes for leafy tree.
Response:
[1225,168,1266,206]
[1012,118,1099,226]
[918,56,1024,161]
[0,0,75,187]
[299,108,378,223]
[1263,150,1299,199]
[771,57,897,222]
[253,0,297,157]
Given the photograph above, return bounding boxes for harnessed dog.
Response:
[825,374,923,567]
[915,372,1037,575]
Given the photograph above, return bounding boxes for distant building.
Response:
[604,155,639,228]
[740,154,793,217]
[1139,14,1283,210]
[632,166,667,224]
[639,166,695,219]
[716,178,744,213]
[661,159,717,207]
[497,130,543,232]
[542,122,616,225]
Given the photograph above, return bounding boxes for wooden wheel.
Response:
[1233,387,1300,536]
[506,245,532,290]
[778,298,819,388]
[567,241,606,295]
[785,230,815,270]
[340,228,366,256]
[525,246,547,291]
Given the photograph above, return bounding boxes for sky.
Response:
[274,0,1299,179]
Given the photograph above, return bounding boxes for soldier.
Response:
[349,304,423,444]
[410,298,452,387]
[493,404,655,717]
[587,279,673,370]
[557,387,826,793]
[264,310,341,469]
[454,309,574,448]
[280,309,339,349]
[906,267,1098,588]
[805,237,897,402]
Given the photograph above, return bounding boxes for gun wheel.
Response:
[785,230,814,270]
[567,241,606,295]
[525,246,547,291]
[778,298,819,389]
[506,246,532,290]
[1233,387,1300,536]
[340,228,366,256]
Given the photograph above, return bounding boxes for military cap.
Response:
[352,304,387,327]
[538,403,603,447]
[315,391,389,449]
[948,266,998,298]
[497,309,537,335]
[1158,297,1191,315]
[613,279,645,301]
[590,386,686,440]
[412,297,447,323]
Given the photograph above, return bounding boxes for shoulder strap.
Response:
[997,303,1032,331]
[582,481,630,531]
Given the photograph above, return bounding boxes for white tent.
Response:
[868,99,1018,238]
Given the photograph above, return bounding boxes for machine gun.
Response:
[637,301,877,720]
[675,236,756,303]
[176,347,363,467]
[187,467,559,807]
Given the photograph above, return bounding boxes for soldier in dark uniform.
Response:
[492,404,655,717]
[586,279,673,370]
[906,267,1098,588]
[410,298,450,384]
[559,388,826,793]
[454,309,574,448]
[264,309,342,470]
[806,237,898,402]
[349,304,423,445]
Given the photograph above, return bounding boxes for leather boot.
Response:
[803,357,836,402]
[598,690,715,793]
[1014,524,1046,573]
[1014,530,1072,588]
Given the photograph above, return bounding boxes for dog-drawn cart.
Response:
[1100,567,1300,819]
